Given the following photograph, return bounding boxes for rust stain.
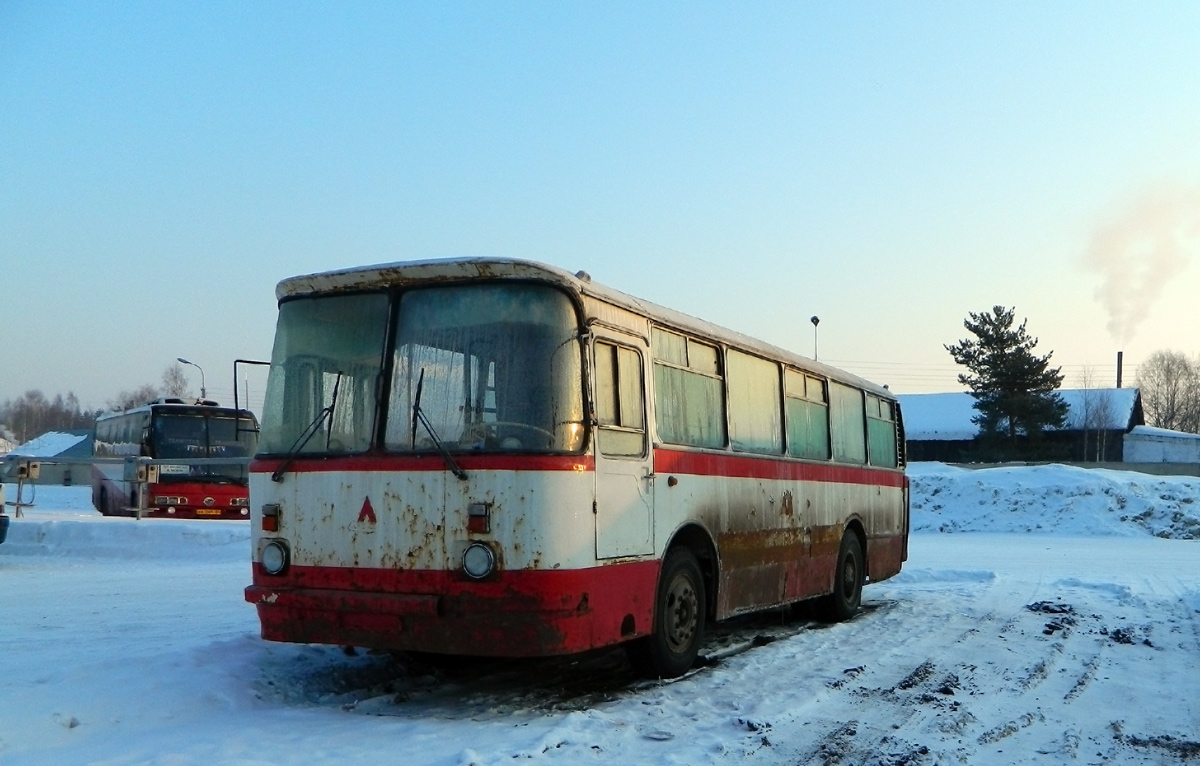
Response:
[717,527,809,569]
[713,524,848,619]
[867,534,905,582]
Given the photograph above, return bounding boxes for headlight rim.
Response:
[261,539,290,575]
[462,542,496,580]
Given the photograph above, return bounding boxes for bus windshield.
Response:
[259,292,390,456]
[384,283,585,454]
[152,412,258,483]
[258,284,585,457]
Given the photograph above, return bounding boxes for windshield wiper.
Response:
[271,372,342,483]
[411,368,468,481]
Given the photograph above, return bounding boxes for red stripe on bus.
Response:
[653,448,906,487]
[251,451,904,486]
[250,454,595,474]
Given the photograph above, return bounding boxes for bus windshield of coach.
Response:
[152,412,258,482]
[258,292,391,456]
[384,283,585,454]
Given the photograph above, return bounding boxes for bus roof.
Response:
[276,257,896,400]
[96,399,258,422]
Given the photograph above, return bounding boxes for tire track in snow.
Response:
[740,579,1200,766]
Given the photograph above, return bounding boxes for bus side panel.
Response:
[91,463,128,515]
[652,448,906,620]
[865,473,909,583]
[865,534,905,583]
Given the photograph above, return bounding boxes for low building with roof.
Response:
[1123,425,1200,463]
[4,429,95,485]
[899,388,1144,463]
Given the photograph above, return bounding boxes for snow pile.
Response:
[2,516,249,560]
[908,462,1200,539]
[1,486,249,560]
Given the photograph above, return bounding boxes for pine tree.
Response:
[944,306,1068,453]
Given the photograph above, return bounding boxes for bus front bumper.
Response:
[244,561,660,657]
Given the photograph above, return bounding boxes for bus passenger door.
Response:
[592,336,654,559]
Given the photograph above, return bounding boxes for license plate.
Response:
[195,509,222,516]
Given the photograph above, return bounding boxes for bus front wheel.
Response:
[820,532,864,623]
[626,548,706,679]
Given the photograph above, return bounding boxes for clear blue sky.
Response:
[3,2,1199,412]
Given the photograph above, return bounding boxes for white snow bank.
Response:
[1,484,249,559]
[908,462,1200,538]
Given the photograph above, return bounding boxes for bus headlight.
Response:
[261,540,289,575]
[462,543,495,580]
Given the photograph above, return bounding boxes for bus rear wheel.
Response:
[626,548,705,679]
[819,532,864,623]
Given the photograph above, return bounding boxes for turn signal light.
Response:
[261,503,280,532]
[467,501,490,533]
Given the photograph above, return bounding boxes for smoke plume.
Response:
[1083,182,1200,344]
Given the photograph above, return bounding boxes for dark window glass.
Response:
[595,340,646,456]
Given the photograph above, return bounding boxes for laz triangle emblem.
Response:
[357,497,377,525]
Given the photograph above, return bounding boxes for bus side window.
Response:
[829,382,867,464]
[785,370,831,460]
[595,341,646,457]
[866,394,898,467]
[651,328,726,449]
[727,349,783,454]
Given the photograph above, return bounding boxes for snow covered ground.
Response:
[2,464,1198,765]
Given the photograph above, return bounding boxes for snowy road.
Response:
[1,470,1198,765]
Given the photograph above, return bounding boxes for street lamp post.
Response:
[177,357,206,400]
[810,316,820,361]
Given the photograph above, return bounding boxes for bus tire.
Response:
[626,548,705,679]
[819,532,864,623]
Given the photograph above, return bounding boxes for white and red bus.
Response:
[246,259,907,677]
[92,399,259,519]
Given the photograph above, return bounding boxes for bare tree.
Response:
[107,385,161,413]
[1073,367,1120,461]
[161,363,192,399]
[0,390,102,443]
[1136,350,1200,433]
[1089,388,1118,461]
[1073,367,1098,460]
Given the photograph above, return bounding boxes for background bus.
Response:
[245,258,907,677]
[92,398,259,519]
